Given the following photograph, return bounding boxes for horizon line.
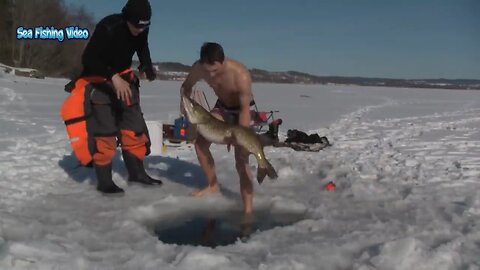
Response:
[145,60,480,82]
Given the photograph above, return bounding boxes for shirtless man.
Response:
[180,42,256,214]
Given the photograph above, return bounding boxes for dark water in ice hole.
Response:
[154,210,306,248]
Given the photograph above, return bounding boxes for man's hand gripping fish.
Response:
[181,95,278,184]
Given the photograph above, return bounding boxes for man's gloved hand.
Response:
[139,65,156,81]
[145,66,156,81]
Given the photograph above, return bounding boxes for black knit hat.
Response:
[122,0,151,28]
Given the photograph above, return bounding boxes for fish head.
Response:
[181,95,211,124]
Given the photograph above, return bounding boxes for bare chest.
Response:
[205,77,237,100]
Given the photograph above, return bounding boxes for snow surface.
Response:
[1,73,480,269]
[0,62,39,74]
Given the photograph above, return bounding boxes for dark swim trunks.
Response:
[211,99,256,125]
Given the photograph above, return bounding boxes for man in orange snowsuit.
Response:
[61,0,162,194]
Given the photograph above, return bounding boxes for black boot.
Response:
[122,151,163,186]
[95,163,124,194]
[265,119,282,141]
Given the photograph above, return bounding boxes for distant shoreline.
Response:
[3,61,479,90]
[146,61,480,90]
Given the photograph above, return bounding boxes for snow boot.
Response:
[122,151,163,186]
[262,119,282,143]
[95,163,124,194]
[267,119,282,141]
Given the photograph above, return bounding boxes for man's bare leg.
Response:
[191,135,219,197]
[235,147,253,214]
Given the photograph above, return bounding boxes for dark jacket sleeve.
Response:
[136,29,153,71]
[82,23,114,79]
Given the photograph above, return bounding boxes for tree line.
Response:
[0,0,95,78]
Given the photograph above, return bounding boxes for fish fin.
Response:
[257,168,267,184]
[256,160,278,184]
[265,160,278,179]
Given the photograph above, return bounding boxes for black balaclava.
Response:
[122,0,151,28]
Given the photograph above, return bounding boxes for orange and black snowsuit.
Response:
[60,14,153,167]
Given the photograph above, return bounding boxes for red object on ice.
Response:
[324,181,336,191]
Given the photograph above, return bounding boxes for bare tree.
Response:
[0,0,13,65]
[0,0,95,77]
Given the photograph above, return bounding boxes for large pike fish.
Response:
[181,95,278,184]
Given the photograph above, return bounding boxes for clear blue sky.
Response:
[65,0,479,79]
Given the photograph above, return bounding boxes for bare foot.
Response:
[190,185,219,197]
[240,213,254,239]
[241,212,253,225]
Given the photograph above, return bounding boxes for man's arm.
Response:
[83,22,132,101]
[136,29,156,81]
[82,23,114,79]
[179,62,203,114]
[237,73,253,128]
[181,61,202,97]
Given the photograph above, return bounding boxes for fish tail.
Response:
[256,159,278,184]
[265,159,278,179]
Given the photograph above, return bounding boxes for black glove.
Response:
[139,65,156,81]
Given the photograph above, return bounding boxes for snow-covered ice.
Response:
[1,73,480,269]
